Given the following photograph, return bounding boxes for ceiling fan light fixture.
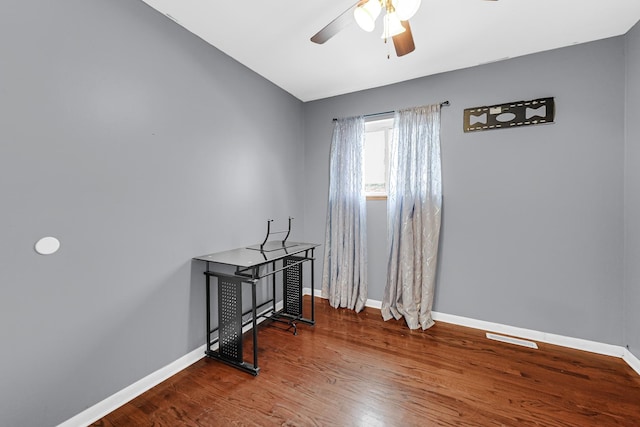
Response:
[392,0,421,21]
[381,11,406,39]
[354,0,382,32]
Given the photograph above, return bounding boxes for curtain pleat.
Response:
[322,117,368,312]
[382,105,442,330]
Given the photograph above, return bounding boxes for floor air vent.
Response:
[486,333,538,349]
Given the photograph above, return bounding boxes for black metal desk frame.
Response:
[194,242,317,376]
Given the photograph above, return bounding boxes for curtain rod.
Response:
[332,101,450,122]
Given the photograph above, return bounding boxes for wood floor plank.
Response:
[92,297,640,426]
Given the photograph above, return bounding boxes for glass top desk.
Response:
[193,242,319,375]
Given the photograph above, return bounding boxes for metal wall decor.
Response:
[463,97,555,132]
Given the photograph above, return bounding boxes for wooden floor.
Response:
[93,297,640,426]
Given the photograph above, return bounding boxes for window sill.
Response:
[366,195,387,201]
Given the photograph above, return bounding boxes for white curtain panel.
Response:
[322,117,368,312]
[382,105,442,330]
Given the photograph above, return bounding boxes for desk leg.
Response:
[206,274,211,353]
[252,281,258,371]
[271,261,277,314]
[311,248,315,323]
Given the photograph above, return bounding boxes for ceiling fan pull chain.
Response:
[386,35,391,59]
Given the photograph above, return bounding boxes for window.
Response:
[364,117,393,199]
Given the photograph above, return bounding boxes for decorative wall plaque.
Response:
[463,97,555,132]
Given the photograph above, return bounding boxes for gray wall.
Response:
[625,21,640,358]
[304,37,626,346]
[0,1,304,426]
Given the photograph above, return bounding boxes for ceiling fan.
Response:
[311,0,498,58]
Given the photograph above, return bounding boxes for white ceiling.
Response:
[140,0,640,102]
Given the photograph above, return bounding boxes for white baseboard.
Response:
[61,292,639,426]
[430,311,625,358]
[57,344,206,427]
[365,298,382,309]
[303,287,382,309]
[307,291,638,375]
[624,348,640,376]
[58,302,283,427]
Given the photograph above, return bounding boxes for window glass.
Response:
[364,118,393,198]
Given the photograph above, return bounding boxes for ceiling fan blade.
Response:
[311,2,359,44]
[393,21,415,57]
